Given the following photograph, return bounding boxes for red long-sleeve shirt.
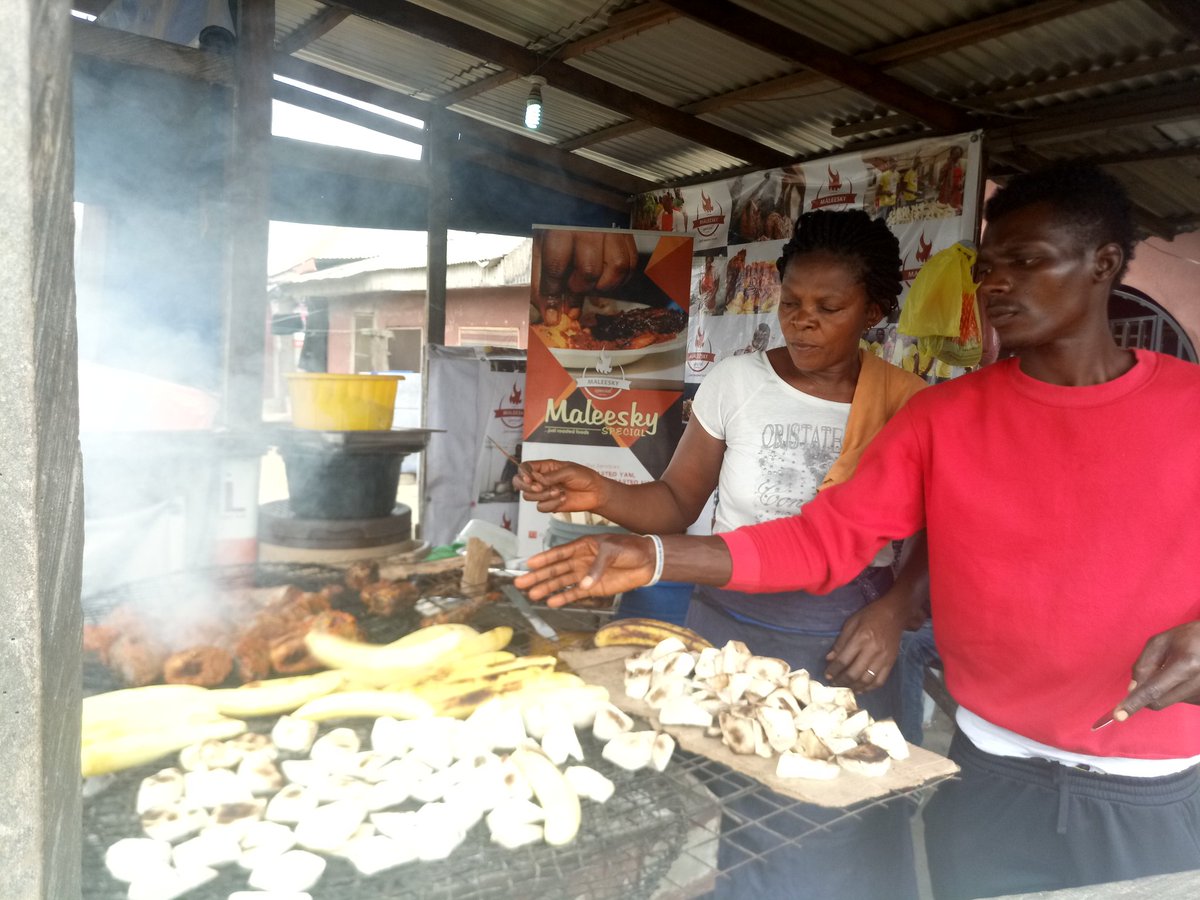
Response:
[720,350,1200,758]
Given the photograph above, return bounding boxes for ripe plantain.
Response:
[592,618,712,653]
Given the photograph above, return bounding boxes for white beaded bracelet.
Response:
[644,533,664,587]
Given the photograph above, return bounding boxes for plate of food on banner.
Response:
[532,298,688,370]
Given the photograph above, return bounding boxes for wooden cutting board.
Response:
[560,646,959,809]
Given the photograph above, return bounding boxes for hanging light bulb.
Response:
[525,76,546,130]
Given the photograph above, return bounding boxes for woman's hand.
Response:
[513,535,655,607]
[512,460,610,513]
[824,594,908,693]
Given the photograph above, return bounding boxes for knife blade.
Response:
[1090,713,1115,731]
[500,584,559,642]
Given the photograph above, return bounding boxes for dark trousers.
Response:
[687,594,918,900]
[923,730,1200,900]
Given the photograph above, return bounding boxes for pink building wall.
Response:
[1122,231,1200,351]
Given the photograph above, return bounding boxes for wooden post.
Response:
[222,0,274,428]
[425,108,451,348]
[0,0,84,896]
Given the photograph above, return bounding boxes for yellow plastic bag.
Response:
[898,243,982,368]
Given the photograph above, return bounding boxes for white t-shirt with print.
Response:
[692,351,851,533]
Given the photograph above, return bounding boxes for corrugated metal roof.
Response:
[211,0,1200,235]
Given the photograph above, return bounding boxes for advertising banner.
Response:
[518,227,693,555]
[633,133,985,386]
[424,347,525,547]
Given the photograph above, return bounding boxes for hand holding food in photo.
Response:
[531,230,639,324]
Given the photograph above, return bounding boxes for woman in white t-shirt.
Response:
[516,210,929,899]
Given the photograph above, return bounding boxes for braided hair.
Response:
[985,162,1136,281]
[776,209,903,317]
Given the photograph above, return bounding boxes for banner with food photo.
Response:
[515,387,688,556]
[649,132,985,385]
[519,226,693,556]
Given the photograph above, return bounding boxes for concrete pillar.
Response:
[0,0,85,897]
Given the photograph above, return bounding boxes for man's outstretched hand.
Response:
[513,535,655,607]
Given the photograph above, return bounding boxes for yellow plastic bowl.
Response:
[286,373,403,431]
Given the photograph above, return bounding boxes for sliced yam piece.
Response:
[104,837,171,882]
[649,637,688,659]
[208,799,268,842]
[247,849,327,893]
[141,804,210,843]
[540,718,585,766]
[179,738,243,772]
[184,768,253,809]
[837,743,892,777]
[864,718,911,760]
[643,678,686,709]
[308,727,360,762]
[720,640,752,674]
[592,704,633,742]
[744,655,790,685]
[718,711,757,756]
[650,732,675,772]
[756,706,798,754]
[776,751,841,781]
[126,865,218,900]
[657,696,713,728]
[293,798,368,853]
[601,730,656,772]
[791,729,832,761]
[136,769,184,815]
[693,646,722,679]
[563,766,614,804]
[171,828,242,870]
[237,820,297,870]
[238,755,284,795]
[270,716,318,754]
[836,709,871,740]
[342,833,417,875]
[651,650,695,680]
[623,671,651,701]
[788,669,812,706]
[265,784,318,825]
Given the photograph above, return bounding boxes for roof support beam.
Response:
[1143,0,1200,44]
[327,0,790,168]
[684,0,1119,115]
[656,0,972,133]
[987,80,1200,149]
[834,45,1200,138]
[72,17,233,83]
[275,6,350,55]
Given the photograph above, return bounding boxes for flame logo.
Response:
[828,166,842,190]
[916,232,933,263]
[596,347,613,375]
[700,190,714,213]
[501,513,512,530]
[695,322,706,348]
[508,383,523,405]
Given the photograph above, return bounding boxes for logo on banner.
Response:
[493,382,525,428]
[575,349,632,401]
[811,165,857,210]
[544,397,660,439]
[902,232,934,283]
[686,319,717,374]
[691,189,726,238]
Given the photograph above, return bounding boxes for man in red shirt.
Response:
[517,163,1200,898]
